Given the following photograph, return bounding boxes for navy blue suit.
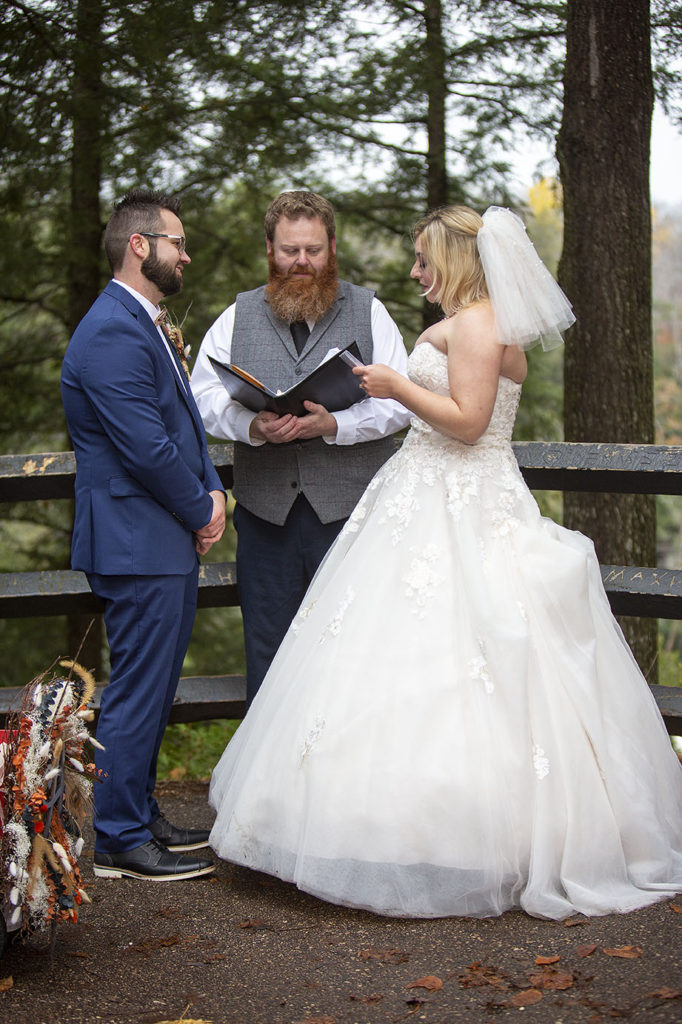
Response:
[61,280,223,852]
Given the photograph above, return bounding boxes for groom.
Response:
[61,189,226,881]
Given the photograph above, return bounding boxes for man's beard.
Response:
[141,249,182,297]
[265,251,339,324]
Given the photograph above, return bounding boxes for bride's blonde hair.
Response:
[413,206,488,316]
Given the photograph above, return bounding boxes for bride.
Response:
[208,205,682,920]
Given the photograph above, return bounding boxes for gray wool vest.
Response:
[231,280,395,525]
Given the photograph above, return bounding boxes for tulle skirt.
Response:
[209,427,682,919]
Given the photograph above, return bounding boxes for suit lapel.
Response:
[106,281,205,434]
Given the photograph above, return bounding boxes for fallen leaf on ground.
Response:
[563,916,589,927]
[237,918,271,930]
[670,903,682,914]
[155,1020,213,1024]
[648,987,682,999]
[406,975,443,991]
[358,946,410,963]
[510,989,543,1006]
[458,962,508,990]
[157,906,182,918]
[130,934,179,953]
[577,944,598,958]
[294,1017,336,1024]
[529,968,574,991]
[0,977,13,993]
[602,945,642,959]
[535,955,560,965]
[66,951,89,959]
[349,993,383,1004]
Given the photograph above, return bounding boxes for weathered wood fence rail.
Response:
[1,442,682,733]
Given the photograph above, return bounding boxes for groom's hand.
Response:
[195,490,226,553]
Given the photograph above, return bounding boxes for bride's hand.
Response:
[353,363,402,400]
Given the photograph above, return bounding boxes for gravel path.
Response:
[1,781,680,1024]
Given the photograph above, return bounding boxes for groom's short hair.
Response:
[104,189,182,272]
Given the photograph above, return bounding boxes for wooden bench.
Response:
[1,442,682,733]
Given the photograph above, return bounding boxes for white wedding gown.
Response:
[209,342,682,919]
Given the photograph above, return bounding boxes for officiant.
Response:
[192,190,410,705]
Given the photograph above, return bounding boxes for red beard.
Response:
[265,250,339,323]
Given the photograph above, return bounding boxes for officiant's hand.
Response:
[295,401,338,439]
[250,410,300,444]
[250,404,338,442]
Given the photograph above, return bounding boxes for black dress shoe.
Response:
[149,811,211,852]
[93,839,215,881]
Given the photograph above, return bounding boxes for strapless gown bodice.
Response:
[407,340,521,442]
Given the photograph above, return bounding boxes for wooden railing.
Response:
[1,442,682,733]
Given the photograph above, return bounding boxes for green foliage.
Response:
[656,636,682,690]
[157,720,241,781]
[0,618,69,691]
[2,0,682,689]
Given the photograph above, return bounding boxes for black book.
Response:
[208,342,366,416]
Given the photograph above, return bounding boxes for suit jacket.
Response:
[61,280,223,575]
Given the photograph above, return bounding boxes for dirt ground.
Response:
[1,781,680,1024]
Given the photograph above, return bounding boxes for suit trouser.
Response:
[234,495,345,708]
[87,566,199,853]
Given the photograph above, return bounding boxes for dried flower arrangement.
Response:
[0,660,103,942]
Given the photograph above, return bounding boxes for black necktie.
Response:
[290,320,310,355]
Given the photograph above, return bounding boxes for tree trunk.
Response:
[423,0,448,211]
[557,0,656,677]
[66,0,105,676]
[422,0,448,329]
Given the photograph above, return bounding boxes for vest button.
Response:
[294,367,303,376]
[291,481,298,489]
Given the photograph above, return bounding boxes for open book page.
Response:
[208,342,366,416]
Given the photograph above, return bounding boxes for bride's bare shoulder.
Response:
[415,302,496,353]
[455,300,495,327]
[414,322,448,353]
[446,301,497,345]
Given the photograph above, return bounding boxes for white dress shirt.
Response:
[191,297,411,445]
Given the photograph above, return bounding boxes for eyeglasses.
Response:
[138,232,186,254]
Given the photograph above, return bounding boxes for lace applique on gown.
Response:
[209,343,682,920]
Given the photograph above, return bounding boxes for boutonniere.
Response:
[155,304,192,382]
